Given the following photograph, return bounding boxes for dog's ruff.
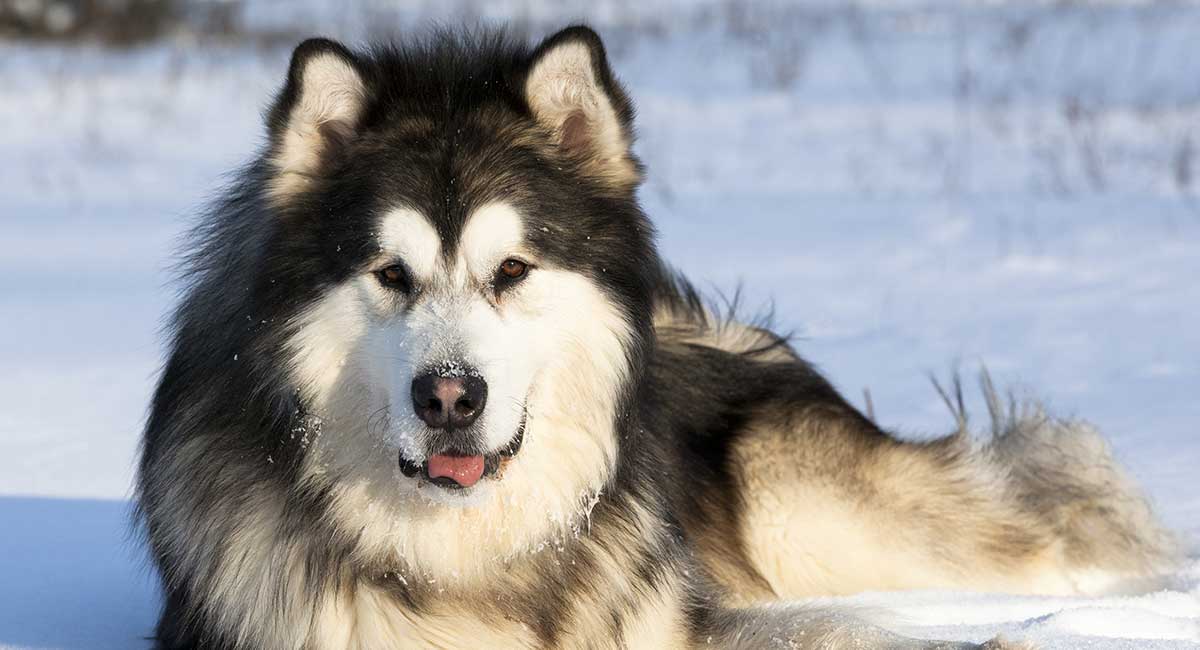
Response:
[138,25,1179,650]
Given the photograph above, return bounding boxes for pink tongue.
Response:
[426,454,485,488]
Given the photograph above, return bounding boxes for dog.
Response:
[137,25,1179,649]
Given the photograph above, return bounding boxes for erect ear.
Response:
[266,38,368,202]
[524,26,641,190]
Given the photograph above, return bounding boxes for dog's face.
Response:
[361,202,545,490]
[304,201,627,502]
[257,29,654,574]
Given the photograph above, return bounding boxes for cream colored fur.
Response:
[525,41,638,186]
[650,305,1180,605]
[270,53,366,201]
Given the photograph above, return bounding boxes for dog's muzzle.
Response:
[410,373,487,430]
[398,418,525,490]
[400,363,525,489]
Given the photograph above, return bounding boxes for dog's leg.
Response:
[702,605,1030,649]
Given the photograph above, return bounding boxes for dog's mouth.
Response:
[397,417,526,490]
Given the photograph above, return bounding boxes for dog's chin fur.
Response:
[324,448,611,585]
[138,26,1180,650]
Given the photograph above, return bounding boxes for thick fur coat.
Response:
[137,26,1178,649]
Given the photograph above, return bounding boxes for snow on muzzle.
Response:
[398,364,526,489]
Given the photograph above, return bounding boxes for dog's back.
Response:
[653,282,1178,603]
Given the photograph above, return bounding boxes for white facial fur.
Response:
[285,202,632,581]
[357,203,536,463]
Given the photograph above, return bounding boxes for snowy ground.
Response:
[1,1,1197,648]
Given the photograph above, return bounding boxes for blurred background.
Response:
[1,1,1198,647]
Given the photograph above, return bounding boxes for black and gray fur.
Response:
[137,25,1178,650]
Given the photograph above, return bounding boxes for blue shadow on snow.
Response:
[0,496,159,649]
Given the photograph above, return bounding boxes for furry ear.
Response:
[266,38,367,201]
[525,26,641,190]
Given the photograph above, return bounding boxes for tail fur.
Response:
[940,372,1180,590]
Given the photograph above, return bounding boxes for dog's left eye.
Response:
[376,263,412,292]
[499,259,528,280]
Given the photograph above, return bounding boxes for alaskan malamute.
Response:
[138,26,1178,649]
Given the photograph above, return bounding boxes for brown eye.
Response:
[377,264,411,291]
[499,258,528,279]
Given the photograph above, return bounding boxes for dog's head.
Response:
[246,27,655,577]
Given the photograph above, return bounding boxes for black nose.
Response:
[411,372,488,429]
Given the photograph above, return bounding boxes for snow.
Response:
[1,1,1197,648]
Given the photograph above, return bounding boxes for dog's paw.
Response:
[978,636,1036,650]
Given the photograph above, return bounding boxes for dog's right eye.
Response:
[376,264,412,292]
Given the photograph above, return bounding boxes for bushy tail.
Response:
[937,372,1180,590]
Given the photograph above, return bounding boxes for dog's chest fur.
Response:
[304,569,689,650]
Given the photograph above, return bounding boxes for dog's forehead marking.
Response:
[456,202,525,281]
[377,207,441,279]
